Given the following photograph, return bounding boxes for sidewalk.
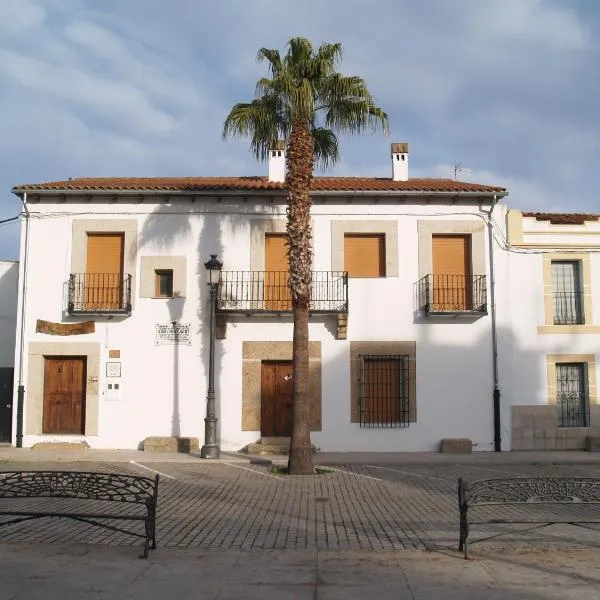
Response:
[1,543,599,599]
[3,445,600,465]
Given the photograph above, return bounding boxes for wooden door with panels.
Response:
[431,235,472,311]
[264,234,291,310]
[85,233,124,310]
[43,357,86,434]
[260,361,293,437]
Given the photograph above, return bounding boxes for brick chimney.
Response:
[391,142,408,181]
[268,140,286,182]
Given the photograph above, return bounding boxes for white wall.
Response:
[16,197,502,451]
[0,260,18,368]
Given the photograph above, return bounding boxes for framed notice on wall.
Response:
[155,322,192,346]
[106,362,121,378]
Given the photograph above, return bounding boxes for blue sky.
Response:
[1,0,598,260]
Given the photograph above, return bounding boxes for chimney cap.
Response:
[391,142,408,155]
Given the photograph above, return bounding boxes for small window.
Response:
[155,269,174,298]
[360,355,409,427]
[552,261,583,324]
[344,234,385,277]
[556,362,589,427]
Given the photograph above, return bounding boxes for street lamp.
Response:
[200,254,223,459]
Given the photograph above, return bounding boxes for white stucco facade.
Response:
[9,173,600,452]
[0,260,18,369]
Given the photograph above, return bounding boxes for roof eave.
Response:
[12,187,508,198]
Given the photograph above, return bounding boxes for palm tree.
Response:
[223,37,388,474]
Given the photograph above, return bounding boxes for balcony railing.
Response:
[217,271,348,314]
[67,273,132,315]
[553,292,584,325]
[417,274,487,315]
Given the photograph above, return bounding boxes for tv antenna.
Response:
[453,163,472,180]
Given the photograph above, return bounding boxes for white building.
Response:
[0,260,18,443]
[501,210,600,450]
[8,144,600,452]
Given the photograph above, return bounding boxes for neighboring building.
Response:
[0,260,18,443]
[9,144,599,452]
[501,210,600,450]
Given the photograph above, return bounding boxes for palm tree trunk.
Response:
[286,121,314,475]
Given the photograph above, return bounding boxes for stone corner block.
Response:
[440,438,472,454]
[143,436,199,453]
[584,436,600,452]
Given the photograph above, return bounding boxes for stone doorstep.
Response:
[30,441,90,451]
[246,443,290,456]
[439,438,472,454]
[585,436,600,452]
[143,436,199,454]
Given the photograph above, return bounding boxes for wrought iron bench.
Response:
[458,477,600,559]
[0,471,159,558]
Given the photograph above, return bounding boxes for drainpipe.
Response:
[487,195,501,451]
[15,192,29,448]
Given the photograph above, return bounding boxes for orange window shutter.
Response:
[431,235,472,311]
[431,235,470,276]
[344,234,385,277]
[86,234,124,274]
[265,234,289,271]
[264,234,290,310]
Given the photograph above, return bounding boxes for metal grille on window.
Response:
[360,355,409,428]
[552,261,583,325]
[556,363,589,428]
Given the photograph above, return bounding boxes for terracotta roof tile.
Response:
[13,176,506,195]
[523,212,600,225]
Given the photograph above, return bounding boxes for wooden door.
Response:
[43,357,86,434]
[261,361,293,437]
[432,235,471,310]
[0,368,13,443]
[264,234,291,310]
[85,233,124,310]
[344,234,385,277]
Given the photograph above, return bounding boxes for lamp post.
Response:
[200,254,223,459]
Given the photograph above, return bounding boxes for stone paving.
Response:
[3,544,600,599]
[1,452,600,554]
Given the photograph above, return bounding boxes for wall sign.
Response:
[106,362,121,378]
[155,322,192,346]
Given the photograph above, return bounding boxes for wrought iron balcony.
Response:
[67,273,132,315]
[216,271,348,314]
[553,292,584,325]
[417,274,487,316]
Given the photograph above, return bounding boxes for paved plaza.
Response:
[1,449,600,598]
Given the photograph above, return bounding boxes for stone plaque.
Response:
[154,322,191,346]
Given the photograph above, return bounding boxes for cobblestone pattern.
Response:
[1,461,599,552]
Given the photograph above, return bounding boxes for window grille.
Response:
[359,355,409,428]
[552,261,584,325]
[556,362,589,428]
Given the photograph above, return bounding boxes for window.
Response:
[556,363,589,427]
[344,234,385,277]
[83,233,125,311]
[359,355,409,427]
[552,261,583,325]
[155,269,174,298]
[431,234,472,311]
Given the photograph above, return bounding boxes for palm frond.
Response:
[256,48,282,75]
[312,128,339,169]
[224,37,388,165]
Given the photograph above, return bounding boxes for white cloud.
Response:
[0,0,45,35]
[0,50,176,136]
